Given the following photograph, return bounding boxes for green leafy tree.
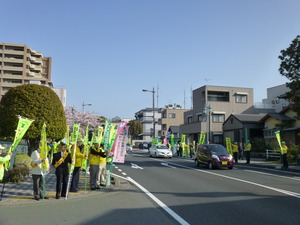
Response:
[278,35,300,116]
[0,84,66,155]
[128,120,143,140]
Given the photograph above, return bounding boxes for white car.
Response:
[126,143,133,152]
[149,144,173,158]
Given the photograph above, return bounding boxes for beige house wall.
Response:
[0,43,52,100]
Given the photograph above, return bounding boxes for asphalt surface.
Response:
[0,151,299,204]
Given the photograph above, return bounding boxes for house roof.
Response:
[169,126,180,134]
[259,113,295,123]
[224,114,265,125]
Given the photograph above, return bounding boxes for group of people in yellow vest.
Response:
[29,138,111,200]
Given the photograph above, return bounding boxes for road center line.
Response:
[244,169,300,181]
[166,162,300,199]
[112,173,190,225]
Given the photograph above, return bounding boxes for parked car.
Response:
[126,143,133,152]
[149,144,173,158]
[195,144,234,169]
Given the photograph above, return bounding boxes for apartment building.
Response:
[135,108,162,142]
[180,85,254,144]
[0,43,52,99]
[158,104,188,136]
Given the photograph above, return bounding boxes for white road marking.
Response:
[112,173,189,225]
[122,172,127,176]
[245,169,300,181]
[166,161,300,199]
[131,163,143,169]
[161,162,177,168]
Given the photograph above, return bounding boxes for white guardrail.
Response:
[266,149,281,160]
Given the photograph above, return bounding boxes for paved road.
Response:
[0,178,177,225]
[113,151,300,225]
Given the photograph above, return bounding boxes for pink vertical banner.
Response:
[113,126,128,163]
[111,121,128,153]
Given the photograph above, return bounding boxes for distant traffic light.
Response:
[135,114,143,120]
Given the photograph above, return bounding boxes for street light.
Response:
[82,102,92,112]
[143,87,156,139]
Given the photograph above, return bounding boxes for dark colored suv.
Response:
[195,144,234,169]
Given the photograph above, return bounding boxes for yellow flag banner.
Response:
[226,138,233,155]
[199,132,206,144]
[8,116,34,154]
[275,131,283,154]
[39,123,49,175]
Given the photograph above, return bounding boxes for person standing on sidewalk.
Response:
[244,141,252,164]
[31,149,49,200]
[232,142,239,163]
[89,140,106,190]
[97,143,107,188]
[238,141,244,160]
[0,145,12,182]
[281,141,289,169]
[52,142,72,199]
[70,139,86,192]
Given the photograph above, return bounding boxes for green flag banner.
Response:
[199,132,206,144]
[82,124,90,170]
[170,134,174,147]
[275,131,283,154]
[8,116,34,154]
[244,128,249,146]
[39,123,49,175]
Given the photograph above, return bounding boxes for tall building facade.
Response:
[0,43,52,100]
[180,85,254,144]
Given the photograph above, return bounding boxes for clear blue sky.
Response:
[2,0,299,119]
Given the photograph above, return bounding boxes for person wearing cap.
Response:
[31,148,49,200]
[244,141,252,164]
[52,142,72,199]
[89,140,106,190]
[70,138,86,192]
[232,142,239,163]
[97,143,107,187]
[0,145,12,182]
[281,141,289,169]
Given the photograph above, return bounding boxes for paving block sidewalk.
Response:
[0,167,111,204]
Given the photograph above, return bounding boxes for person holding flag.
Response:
[52,142,72,199]
[97,143,107,188]
[244,141,252,164]
[70,138,86,192]
[89,140,106,190]
[31,149,49,200]
[232,142,239,163]
[281,141,289,169]
[0,145,12,182]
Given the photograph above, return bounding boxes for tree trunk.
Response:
[27,138,39,156]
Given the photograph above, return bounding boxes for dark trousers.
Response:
[233,152,238,163]
[283,153,289,169]
[32,174,43,198]
[70,167,80,191]
[55,171,69,197]
[245,151,250,164]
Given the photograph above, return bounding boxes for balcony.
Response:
[2,66,23,71]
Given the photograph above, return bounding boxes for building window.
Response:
[197,114,205,122]
[187,116,192,124]
[208,91,229,102]
[169,113,176,118]
[212,114,224,123]
[236,94,247,103]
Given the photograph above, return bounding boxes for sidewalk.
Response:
[0,168,115,205]
[235,157,300,173]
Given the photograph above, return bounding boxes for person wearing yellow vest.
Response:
[70,139,86,192]
[232,142,239,163]
[31,149,49,200]
[97,143,107,187]
[89,140,106,190]
[0,144,12,182]
[244,142,252,164]
[281,141,289,169]
[52,142,72,199]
